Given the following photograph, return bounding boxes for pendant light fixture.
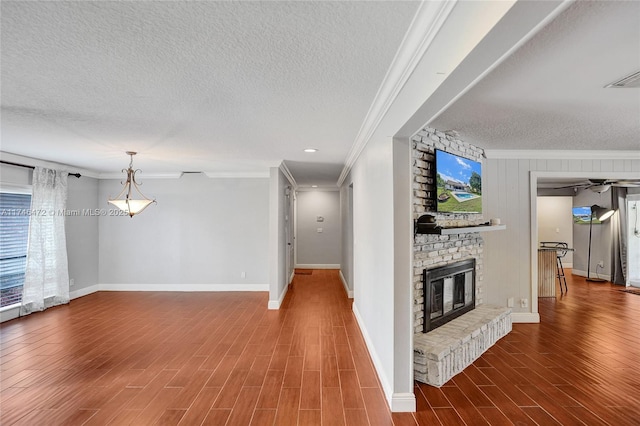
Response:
[108,151,156,217]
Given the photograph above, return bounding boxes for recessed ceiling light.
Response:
[304,148,318,153]
[311,185,318,188]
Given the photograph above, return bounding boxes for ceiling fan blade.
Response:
[549,183,591,190]
[611,181,640,187]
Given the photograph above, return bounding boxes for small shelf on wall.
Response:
[416,224,506,235]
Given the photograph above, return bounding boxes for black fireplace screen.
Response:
[423,258,476,332]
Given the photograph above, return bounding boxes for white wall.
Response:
[0,163,31,187]
[295,190,341,267]
[350,135,396,406]
[483,157,640,322]
[537,196,573,266]
[66,176,100,296]
[98,173,269,290]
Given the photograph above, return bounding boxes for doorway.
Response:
[284,186,295,283]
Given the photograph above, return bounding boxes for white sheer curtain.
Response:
[20,167,69,315]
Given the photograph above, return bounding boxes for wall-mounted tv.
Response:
[435,149,482,214]
[572,206,601,224]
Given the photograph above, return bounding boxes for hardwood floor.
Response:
[1,269,639,425]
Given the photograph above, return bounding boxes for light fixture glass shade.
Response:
[108,198,155,216]
[591,204,614,222]
[108,152,156,217]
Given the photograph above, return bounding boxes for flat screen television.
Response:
[435,149,482,214]
[572,206,601,224]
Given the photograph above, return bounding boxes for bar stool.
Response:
[555,243,569,294]
[540,242,569,294]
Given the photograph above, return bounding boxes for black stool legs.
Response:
[557,255,568,294]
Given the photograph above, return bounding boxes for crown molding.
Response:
[0,151,101,178]
[99,172,184,179]
[278,162,298,189]
[203,171,270,179]
[296,187,339,192]
[484,150,640,160]
[338,0,457,186]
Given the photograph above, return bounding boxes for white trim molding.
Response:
[338,0,457,186]
[98,283,269,292]
[278,162,298,189]
[572,269,612,282]
[295,264,340,270]
[339,270,353,298]
[296,187,339,192]
[0,305,20,323]
[391,393,417,413]
[352,303,393,410]
[203,171,270,179]
[511,312,540,323]
[100,172,184,179]
[1,151,100,178]
[70,285,100,300]
[268,285,288,310]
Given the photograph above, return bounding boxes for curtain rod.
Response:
[0,160,81,178]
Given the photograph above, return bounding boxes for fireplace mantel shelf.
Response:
[418,224,506,235]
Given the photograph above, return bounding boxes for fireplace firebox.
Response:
[422,258,476,332]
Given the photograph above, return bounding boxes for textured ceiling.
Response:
[430,1,640,152]
[1,1,419,181]
[2,1,638,188]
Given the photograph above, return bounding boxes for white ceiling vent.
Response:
[605,70,640,88]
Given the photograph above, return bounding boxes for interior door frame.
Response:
[531,170,640,318]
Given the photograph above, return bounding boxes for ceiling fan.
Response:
[554,178,640,193]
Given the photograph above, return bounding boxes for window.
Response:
[0,192,32,308]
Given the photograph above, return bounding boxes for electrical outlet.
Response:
[520,298,528,308]
[597,260,604,268]
[507,297,514,308]
[69,278,75,287]
[241,272,246,279]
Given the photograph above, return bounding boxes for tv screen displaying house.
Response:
[435,150,482,214]
[573,206,600,224]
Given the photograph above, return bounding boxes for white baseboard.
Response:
[512,312,540,323]
[289,270,295,284]
[268,285,288,310]
[1,283,270,323]
[391,392,417,413]
[295,264,340,269]
[572,269,611,282]
[98,283,269,292]
[1,286,99,323]
[0,306,20,323]
[70,284,100,300]
[339,271,353,298]
[352,303,393,410]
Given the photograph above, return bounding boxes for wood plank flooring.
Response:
[1,269,639,425]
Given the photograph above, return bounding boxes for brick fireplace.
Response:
[412,127,485,334]
[412,127,512,387]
